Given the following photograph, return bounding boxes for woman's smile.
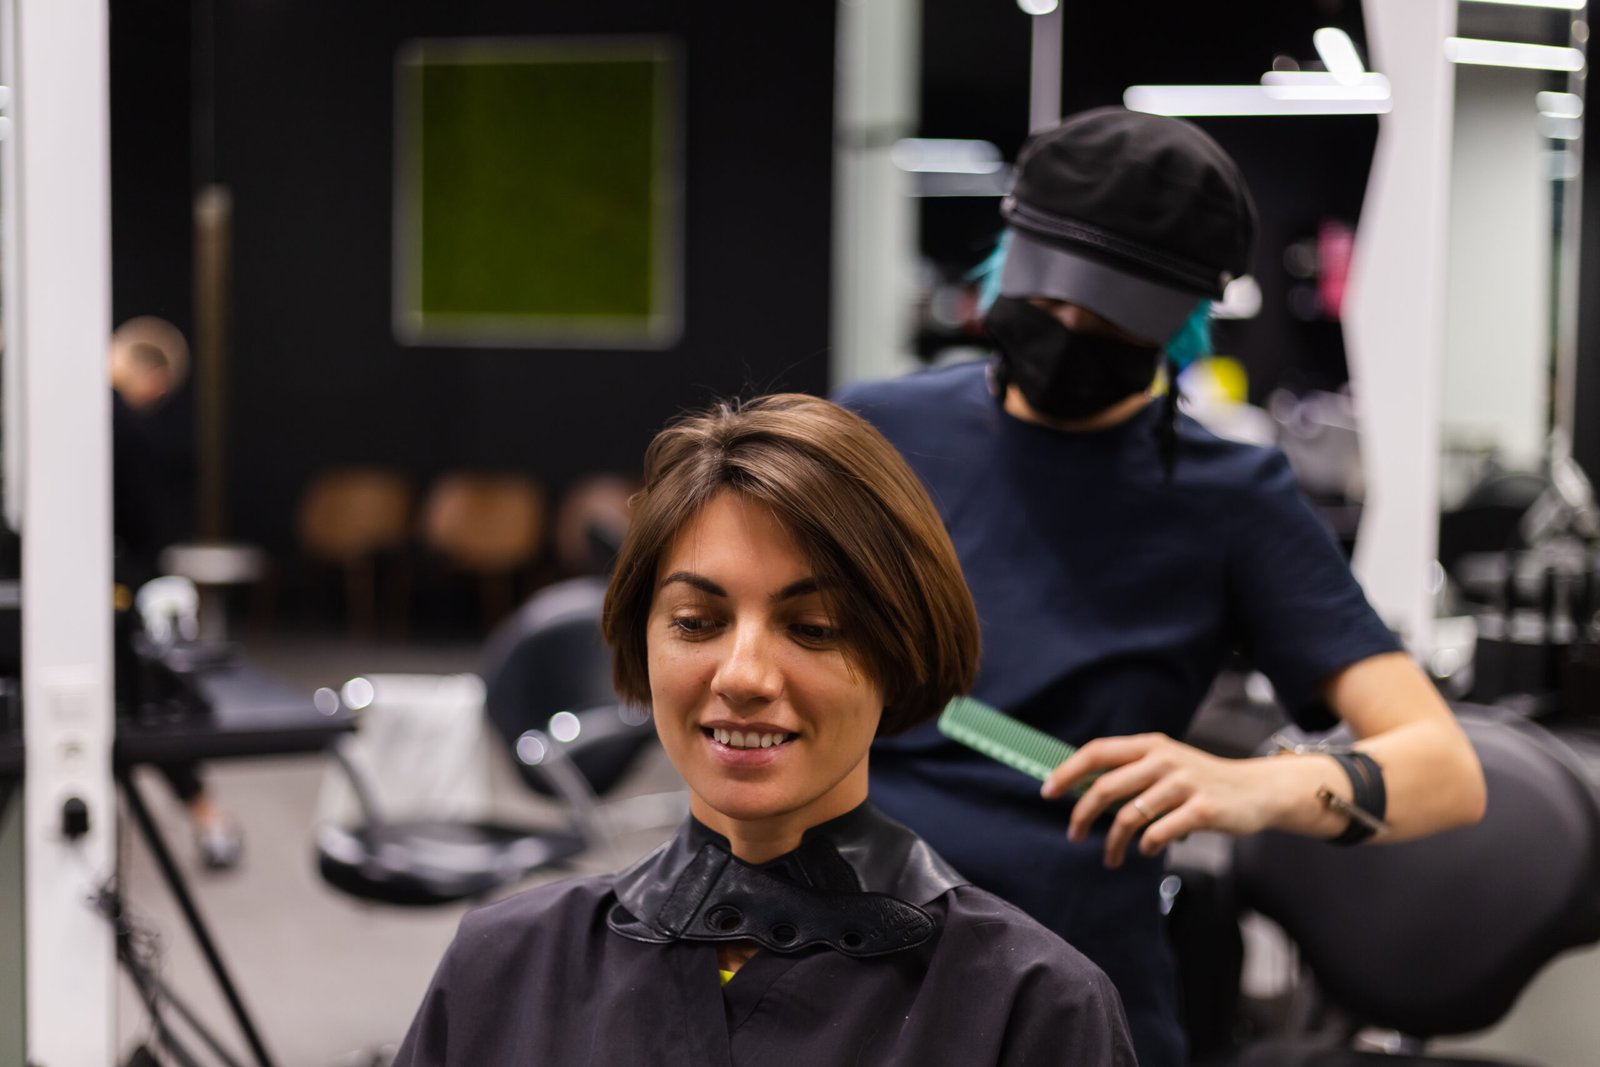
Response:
[701,727,797,768]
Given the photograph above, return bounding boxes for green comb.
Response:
[938,695,1081,785]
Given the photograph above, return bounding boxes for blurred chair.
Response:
[314,576,679,908]
[1217,709,1600,1066]
[296,467,413,637]
[552,474,636,576]
[480,575,675,838]
[421,472,546,628]
[315,673,585,907]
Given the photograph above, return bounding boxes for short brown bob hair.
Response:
[602,393,979,736]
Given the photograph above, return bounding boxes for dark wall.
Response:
[111,3,193,335]
[113,1,836,554]
[111,1,198,538]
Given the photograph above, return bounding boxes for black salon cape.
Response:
[393,805,1135,1066]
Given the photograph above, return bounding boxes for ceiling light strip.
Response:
[1124,84,1391,117]
[1444,37,1586,71]
[1313,27,1368,84]
[1537,90,1585,117]
[1459,0,1584,10]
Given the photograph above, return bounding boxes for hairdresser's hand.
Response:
[1040,734,1288,869]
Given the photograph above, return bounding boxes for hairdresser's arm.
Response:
[1041,651,1487,869]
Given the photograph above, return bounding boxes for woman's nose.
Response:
[712,623,782,706]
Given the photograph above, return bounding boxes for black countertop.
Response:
[115,661,355,766]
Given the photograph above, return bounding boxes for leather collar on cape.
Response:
[607,802,966,958]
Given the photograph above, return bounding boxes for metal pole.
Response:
[1029,5,1063,132]
[122,770,278,1067]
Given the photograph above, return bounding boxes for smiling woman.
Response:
[391,394,1137,1067]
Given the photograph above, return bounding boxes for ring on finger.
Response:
[1131,797,1155,824]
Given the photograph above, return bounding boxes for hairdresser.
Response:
[836,107,1486,1066]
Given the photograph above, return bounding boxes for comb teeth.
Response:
[938,696,1078,783]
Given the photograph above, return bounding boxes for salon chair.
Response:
[420,471,546,628]
[314,674,588,907]
[296,467,414,637]
[1213,709,1600,1066]
[480,575,680,837]
[315,577,672,907]
[551,474,635,576]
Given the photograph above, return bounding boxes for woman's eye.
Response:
[669,615,718,637]
[791,621,840,644]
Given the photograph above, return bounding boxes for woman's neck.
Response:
[689,768,869,865]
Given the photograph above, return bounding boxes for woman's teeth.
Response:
[712,727,793,749]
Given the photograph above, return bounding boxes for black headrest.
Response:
[479,576,651,796]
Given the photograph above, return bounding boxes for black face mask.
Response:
[983,296,1161,422]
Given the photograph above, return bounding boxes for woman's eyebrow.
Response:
[655,573,828,601]
[773,577,829,602]
[657,571,725,597]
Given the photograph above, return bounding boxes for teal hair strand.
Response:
[1164,300,1213,369]
[970,230,1012,314]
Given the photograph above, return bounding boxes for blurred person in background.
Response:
[392,395,1136,1066]
[837,108,1486,1066]
[112,316,242,871]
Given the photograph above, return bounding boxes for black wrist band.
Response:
[1327,751,1387,845]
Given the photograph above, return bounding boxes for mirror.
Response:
[1440,1,1587,499]
[1435,1,1597,710]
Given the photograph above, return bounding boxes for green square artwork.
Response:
[395,39,680,346]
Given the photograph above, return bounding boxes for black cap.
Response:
[1002,107,1257,301]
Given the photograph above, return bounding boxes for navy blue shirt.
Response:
[838,362,1399,1066]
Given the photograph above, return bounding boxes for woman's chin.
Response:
[693,785,801,827]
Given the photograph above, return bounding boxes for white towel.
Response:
[316,673,494,826]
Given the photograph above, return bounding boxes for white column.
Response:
[15,0,117,1062]
[831,0,921,388]
[1344,0,1457,649]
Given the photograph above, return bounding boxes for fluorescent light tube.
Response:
[1459,0,1584,10]
[1124,84,1391,116]
[1536,90,1584,118]
[910,169,1015,198]
[1444,37,1586,71]
[891,138,1004,175]
[1538,113,1584,139]
[1261,71,1390,89]
[1264,83,1392,102]
[1260,72,1391,101]
[1313,28,1367,84]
